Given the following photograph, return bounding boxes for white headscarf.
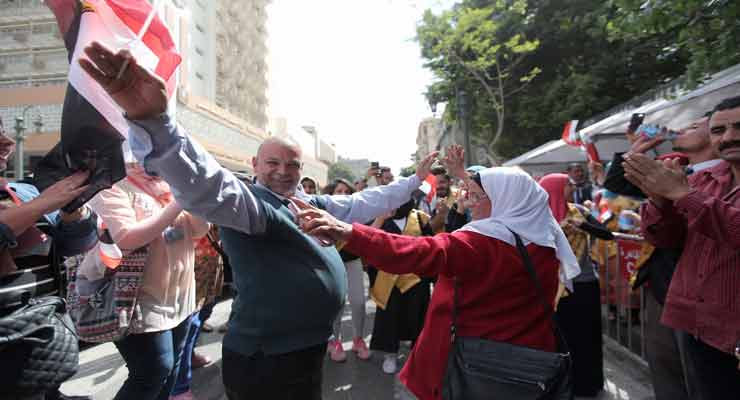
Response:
[458,167,580,287]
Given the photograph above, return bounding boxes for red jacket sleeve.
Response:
[673,189,740,247]
[345,223,479,278]
[640,199,687,248]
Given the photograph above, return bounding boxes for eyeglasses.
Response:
[467,191,488,203]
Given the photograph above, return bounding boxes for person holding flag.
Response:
[76,39,436,399]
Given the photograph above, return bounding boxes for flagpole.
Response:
[116,0,163,79]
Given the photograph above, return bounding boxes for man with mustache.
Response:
[624,96,740,400]
[603,112,720,400]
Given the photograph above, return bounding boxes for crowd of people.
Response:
[0,40,739,400]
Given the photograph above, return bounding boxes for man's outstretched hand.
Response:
[292,198,353,245]
[79,41,167,120]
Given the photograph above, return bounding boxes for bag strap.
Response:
[448,231,570,354]
[508,229,570,354]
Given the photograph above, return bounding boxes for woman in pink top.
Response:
[88,163,208,400]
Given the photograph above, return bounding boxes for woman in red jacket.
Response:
[295,146,580,400]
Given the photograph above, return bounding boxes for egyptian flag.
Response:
[580,132,601,163]
[561,120,581,146]
[419,174,437,203]
[37,0,180,212]
[561,120,600,162]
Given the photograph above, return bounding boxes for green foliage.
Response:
[417,0,541,158]
[400,165,417,178]
[327,163,355,183]
[417,0,698,160]
[608,0,740,87]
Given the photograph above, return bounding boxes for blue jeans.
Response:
[113,316,192,400]
[171,311,203,395]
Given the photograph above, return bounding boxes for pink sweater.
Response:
[89,179,209,332]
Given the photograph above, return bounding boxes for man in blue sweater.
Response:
[78,42,436,399]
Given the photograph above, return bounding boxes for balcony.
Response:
[0,1,52,24]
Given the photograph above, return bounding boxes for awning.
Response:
[504,62,740,175]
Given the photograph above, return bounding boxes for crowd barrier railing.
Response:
[601,232,648,362]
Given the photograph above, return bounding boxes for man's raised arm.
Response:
[315,152,437,224]
[79,41,265,235]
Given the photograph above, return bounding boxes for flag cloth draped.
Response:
[36,0,180,212]
[561,119,600,162]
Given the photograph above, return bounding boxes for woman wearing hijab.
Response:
[540,173,614,397]
[294,146,580,400]
[300,176,319,195]
[365,197,434,374]
[87,162,209,400]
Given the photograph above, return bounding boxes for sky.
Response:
[266,1,454,173]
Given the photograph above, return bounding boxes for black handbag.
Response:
[442,231,572,400]
[0,296,80,397]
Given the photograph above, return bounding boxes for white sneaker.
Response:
[382,354,397,374]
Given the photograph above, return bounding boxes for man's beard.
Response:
[436,189,449,198]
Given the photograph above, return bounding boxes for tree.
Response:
[417,0,541,159]
[417,0,690,159]
[608,0,740,87]
[400,165,417,178]
[327,163,355,183]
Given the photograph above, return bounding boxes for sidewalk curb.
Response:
[602,334,651,376]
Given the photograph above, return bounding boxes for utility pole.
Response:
[13,116,25,181]
[13,105,42,181]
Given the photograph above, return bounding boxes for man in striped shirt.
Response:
[624,95,740,400]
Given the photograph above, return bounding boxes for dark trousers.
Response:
[222,343,325,400]
[370,283,430,354]
[556,280,604,396]
[643,288,687,400]
[113,316,192,400]
[675,331,740,400]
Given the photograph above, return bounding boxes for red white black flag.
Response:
[35,0,180,211]
[561,120,581,146]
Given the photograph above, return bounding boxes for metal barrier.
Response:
[601,232,648,362]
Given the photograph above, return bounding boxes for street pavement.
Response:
[62,297,656,400]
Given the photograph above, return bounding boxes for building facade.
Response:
[0,0,271,178]
[415,117,443,162]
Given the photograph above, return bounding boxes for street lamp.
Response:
[13,105,42,181]
[456,87,472,167]
[428,98,437,115]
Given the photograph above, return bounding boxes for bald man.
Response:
[79,43,437,399]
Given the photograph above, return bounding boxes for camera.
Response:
[370,161,381,177]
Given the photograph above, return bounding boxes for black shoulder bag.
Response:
[442,231,572,400]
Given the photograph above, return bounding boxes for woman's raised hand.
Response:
[442,145,466,179]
